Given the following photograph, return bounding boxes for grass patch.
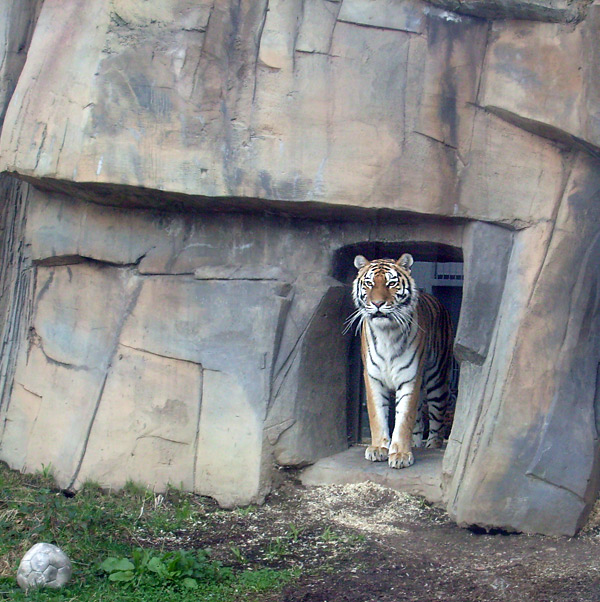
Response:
[0,463,296,601]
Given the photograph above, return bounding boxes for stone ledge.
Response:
[424,0,584,22]
[300,446,444,505]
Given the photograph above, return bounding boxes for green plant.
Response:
[346,533,367,544]
[234,504,257,517]
[100,548,233,590]
[264,536,289,560]
[287,523,303,541]
[229,545,247,564]
[100,557,136,583]
[237,567,301,592]
[38,462,54,479]
[320,526,340,542]
[0,462,298,601]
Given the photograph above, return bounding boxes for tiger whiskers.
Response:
[343,308,364,335]
[344,304,422,337]
[389,308,425,335]
[405,311,426,335]
[390,310,411,332]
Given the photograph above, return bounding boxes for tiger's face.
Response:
[351,254,418,329]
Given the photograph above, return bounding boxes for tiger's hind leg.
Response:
[441,391,457,440]
[423,374,450,449]
[422,295,454,448]
[412,392,425,448]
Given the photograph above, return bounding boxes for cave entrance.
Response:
[301,241,463,502]
[347,257,463,445]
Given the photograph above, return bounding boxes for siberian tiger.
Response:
[348,254,453,469]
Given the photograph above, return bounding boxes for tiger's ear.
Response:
[397,253,414,271]
[354,255,369,269]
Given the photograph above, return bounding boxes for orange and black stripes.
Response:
[350,254,454,468]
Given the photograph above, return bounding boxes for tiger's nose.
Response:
[372,300,385,308]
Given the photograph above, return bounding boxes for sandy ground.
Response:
[140,475,600,602]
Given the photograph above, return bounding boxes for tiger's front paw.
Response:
[365,446,389,462]
[388,451,414,469]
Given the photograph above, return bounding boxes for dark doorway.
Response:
[334,244,463,446]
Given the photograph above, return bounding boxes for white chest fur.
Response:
[364,319,419,390]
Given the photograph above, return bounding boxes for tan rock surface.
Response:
[1,0,590,224]
[425,0,586,21]
[445,151,600,535]
[0,0,41,124]
[76,345,203,493]
[1,0,600,535]
[479,14,600,153]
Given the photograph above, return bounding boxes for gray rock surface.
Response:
[0,0,599,535]
[301,446,445,504]
[424,0,587,22]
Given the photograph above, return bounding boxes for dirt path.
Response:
[153,477,600,602]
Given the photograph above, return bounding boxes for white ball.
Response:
[16,543,72,591]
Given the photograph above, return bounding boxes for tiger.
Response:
[347,253,454,469]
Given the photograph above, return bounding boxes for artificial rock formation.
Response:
[0,0,600,535]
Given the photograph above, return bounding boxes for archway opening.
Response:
[336,242,463,447]
[301,241,463,502]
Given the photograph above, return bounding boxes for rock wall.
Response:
[0,186,464,506]
[2,0,591,224]
[0,0,600,534]
[445,153,600,535]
